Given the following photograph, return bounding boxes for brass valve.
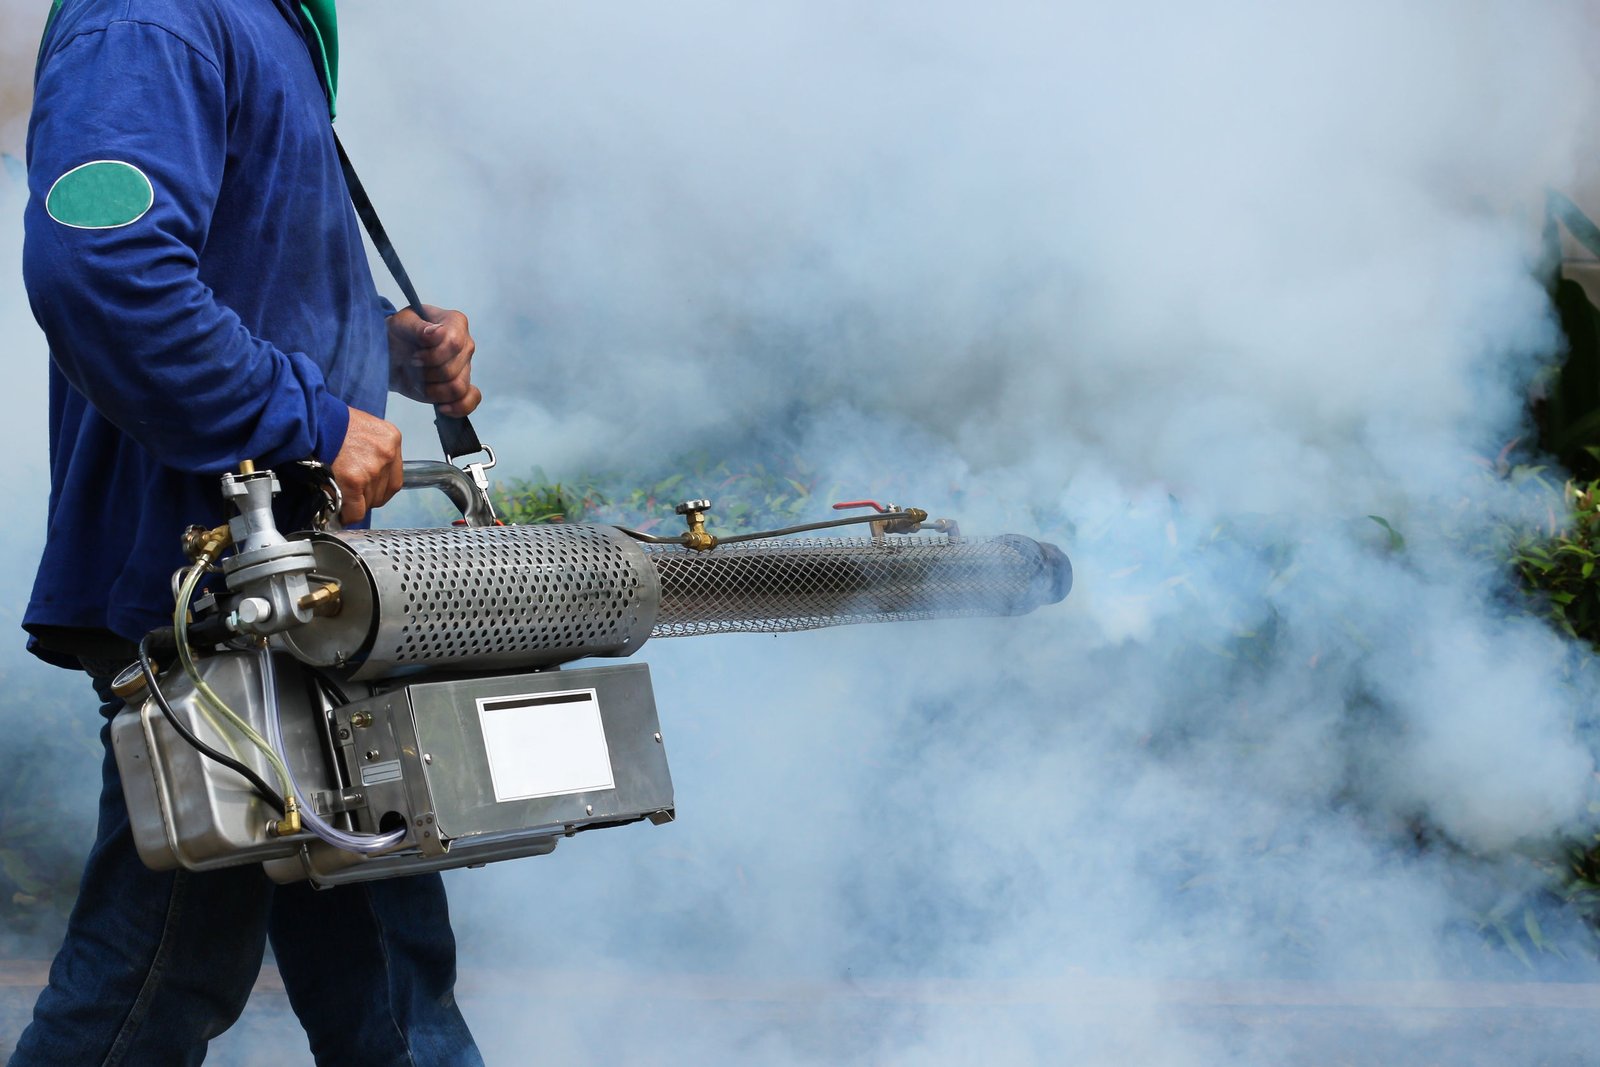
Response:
[675,499,718,552]
[182,523,234,566]
[882,506,930,534]
[831,500,929,542]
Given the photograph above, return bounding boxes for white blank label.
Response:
[477,688,615,803]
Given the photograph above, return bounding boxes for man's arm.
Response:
[25,20,352,474]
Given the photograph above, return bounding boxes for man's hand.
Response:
[331,408,405,524]
[388,304,481,417]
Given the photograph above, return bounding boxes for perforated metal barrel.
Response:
[287,526,1070,677]
[292,525,660,680]
[644,534,1071,638]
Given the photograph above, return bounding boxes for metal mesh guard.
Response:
[644,534,1066,638]
[347,524,656,672]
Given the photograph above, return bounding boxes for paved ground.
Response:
[4,962,1599,1064]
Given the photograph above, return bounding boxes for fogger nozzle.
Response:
[645,532,1071,638]
[283,525,1072,680]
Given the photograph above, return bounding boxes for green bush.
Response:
[1512,480,1600,647]
[1511,477,1600,941]
[492,455,838,535]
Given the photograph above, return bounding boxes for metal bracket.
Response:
[309,787,368,817]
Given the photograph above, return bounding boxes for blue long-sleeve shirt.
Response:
[23,0,389,654]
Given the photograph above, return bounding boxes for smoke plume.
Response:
[335,3,1600,1063]
[6,1,1600,1064]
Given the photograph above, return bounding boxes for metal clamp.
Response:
[459,446,499,525]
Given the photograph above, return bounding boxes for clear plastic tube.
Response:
[258,645,406,855]
[174,565,293,796]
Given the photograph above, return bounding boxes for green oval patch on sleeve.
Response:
[45,159,154,229]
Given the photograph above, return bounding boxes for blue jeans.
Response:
[9,674,483,1066]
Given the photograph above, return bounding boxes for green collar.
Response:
[41,2,340,118]
[297,0,339,118]
[37,0,66,69]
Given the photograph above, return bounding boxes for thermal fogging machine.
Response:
[110,460,1071,887]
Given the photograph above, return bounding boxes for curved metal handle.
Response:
[401,460,499,528]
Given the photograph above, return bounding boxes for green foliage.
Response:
[1539,192,1600,479]
[1512,481,1600,647]
[1498,194,1600,956]
[1512,477,1600,946]
[1560,837,1600,928]
[491,469,608,525]
[491,455,837,535]
[1366,514,1406,553]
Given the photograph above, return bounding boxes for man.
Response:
[11,1,485,1062]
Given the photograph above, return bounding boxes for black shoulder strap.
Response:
[333,131,485,462]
